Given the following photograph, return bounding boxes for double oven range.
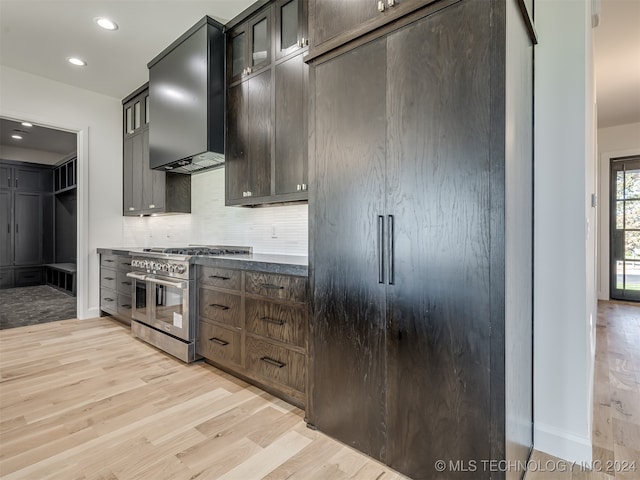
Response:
[126,246,251,362]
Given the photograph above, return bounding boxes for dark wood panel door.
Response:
[0,191,11,266]
[0,165,11,189]
[141,129,165,212]
[226,81,249,202]
[275,0,308,59]
[123,136,135,214]
[310,0,380,47]
[14,192,42,265]
[275,53,308,195]
[310,37,388,462]
[14,166,43,192]
[247,69,272,199]
[384,2,493,478]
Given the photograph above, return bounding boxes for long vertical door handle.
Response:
[388,215,394,285]
[378,215,385,284]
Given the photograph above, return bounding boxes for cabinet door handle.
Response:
[387,0,395,6]
[209,275,230,280]
[388,215,394,285]
[15,223,18,234]
[260,316,285,326]
[128,207,135,211]
[378,215,384,284]
[260,356,286,368]
[209,337,229,346]
[104,277,114,280]
[149,204,155,209]
[209,303,229,310]
[378,1,385,12]
[260,283,284,290]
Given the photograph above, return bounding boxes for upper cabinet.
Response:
[275,0,308,59]
[226,0,308,207]
[122,85,190,216]
[308,0,436,58]
[228,6,273,84]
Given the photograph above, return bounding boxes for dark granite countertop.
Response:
[97,248,308,276]
[193,254,308,276]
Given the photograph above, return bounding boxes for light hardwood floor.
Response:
[1,301,638,479]
[0,317,409,480]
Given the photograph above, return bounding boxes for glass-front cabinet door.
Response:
[276,0,307,59]
[228,7,272,84]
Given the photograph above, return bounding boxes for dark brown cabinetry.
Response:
[0,161,53,288]
[122,85,190,216]
[308,1,534,479]
[197,264,308,406]
[308,0,435,58]
[226,0,309,206]
[99,253,133,324]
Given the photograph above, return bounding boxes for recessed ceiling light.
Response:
[67,57,87,67]
[21,122,33,127]
[95,17,118,30]
[11,134,23,140]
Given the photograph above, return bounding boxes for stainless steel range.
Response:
[127,246,251,362]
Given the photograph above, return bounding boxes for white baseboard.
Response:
[534,422,592,464]
[79,306,100,320]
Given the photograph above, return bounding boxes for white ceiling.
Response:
[0,0,638,157]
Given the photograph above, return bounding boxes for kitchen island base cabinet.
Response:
[197,264,308,408]
[308,0,534,479]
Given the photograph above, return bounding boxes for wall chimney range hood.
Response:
[148,16,225,174]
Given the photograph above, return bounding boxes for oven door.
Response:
[127,272,149,323]
[147,276,190,341]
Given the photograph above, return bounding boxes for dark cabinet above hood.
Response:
[148,16,225,174]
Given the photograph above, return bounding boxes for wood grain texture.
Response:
[275,53,308,195]
[198,288,242,328]
[310,37,388,462]
[248,69,273,198]
[197,266,242,291]
[246,271,307,303]
[245,336,306,393]
[384,2,493,477]
[226,81,249,201]
[0,317,410,480]
[197,319,242,367]
[246,298,307,348]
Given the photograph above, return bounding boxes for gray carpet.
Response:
[0,285,77,330]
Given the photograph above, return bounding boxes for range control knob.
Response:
[161,263,170,272]
[175,264,186,274]
[131,259,138,267]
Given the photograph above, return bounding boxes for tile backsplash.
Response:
[121,167,308,255]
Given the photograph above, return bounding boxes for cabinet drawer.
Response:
[245,298,306,348]
[245,337,305,393]
[101,255,118,268]
[198,266,241,291]
[117,256,132,271]
[100,288,118,313]
[197,320,242,367]
[198,288,241,327]
[117,293,132,319]
[245,272,307,303]
[100,268,117,290]
[116,270,133,295]
[14,267,43,287]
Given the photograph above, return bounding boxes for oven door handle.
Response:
[146,277,186,290]
[126,272,147,281]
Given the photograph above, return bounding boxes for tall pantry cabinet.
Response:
[307,1,535,479]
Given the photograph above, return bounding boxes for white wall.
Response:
[0,65,122,320]
[597,122,640,300]
[533,0,597,464]
[0,65,308,320]
[121,168,308,255]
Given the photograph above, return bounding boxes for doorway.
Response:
[610,156,640,301]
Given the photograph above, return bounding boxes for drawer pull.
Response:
[260,316,285,326]
[209,275,231,280]
[209,337,229,346]
[121,281,132,285]
[121,304,131,309]
[260,356,286,368]
[104,277,114,280]
[104,297,115,302]
[209,304,230,310]
[104,260,115,263]
[260,283,285,290]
